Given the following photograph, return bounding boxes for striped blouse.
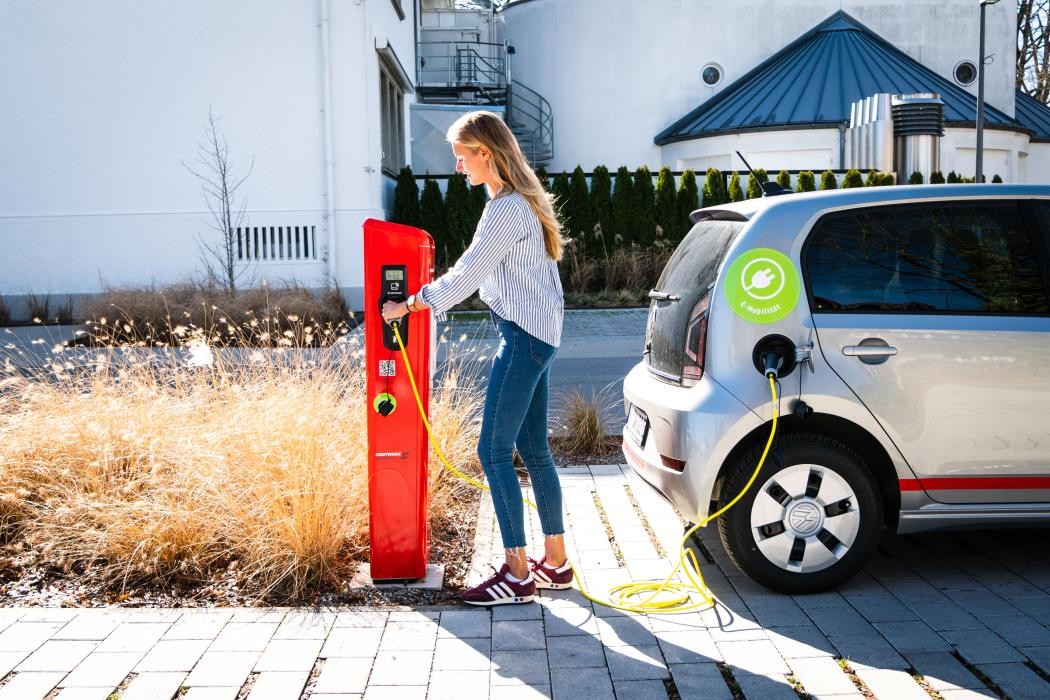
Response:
[418,190,564,348]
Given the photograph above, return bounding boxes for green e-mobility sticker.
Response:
[724,248,800,324]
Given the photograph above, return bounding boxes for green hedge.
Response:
[395,165,903,268]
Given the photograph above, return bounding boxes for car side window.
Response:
[1036,202,1050,275]
[805,202,1050,314]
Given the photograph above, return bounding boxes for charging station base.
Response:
[353,563,445,590]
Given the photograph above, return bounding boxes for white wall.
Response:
[0,0,416,311]
[663,129,843,175]
[330,0,416,307]
[498,0,1016,172]
[1024,143,1050,184]
[941,128,1033,182]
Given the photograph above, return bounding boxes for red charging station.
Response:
[363,218,435,581]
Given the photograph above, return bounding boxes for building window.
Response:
[954,60,977,86]
[700,63,723,87]
[380,62,406,175]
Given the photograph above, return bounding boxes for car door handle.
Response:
[647,289,680,302]
[842,345,897,357]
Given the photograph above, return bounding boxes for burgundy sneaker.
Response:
[529,557,574,590]
[462,564,535,606]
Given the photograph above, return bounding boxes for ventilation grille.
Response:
[234,226,317,262]
[891,95,945,137]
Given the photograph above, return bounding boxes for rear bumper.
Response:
[621,363,762,522]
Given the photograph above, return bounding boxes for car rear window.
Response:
[805,202,1050,314]
[647,219,743,380]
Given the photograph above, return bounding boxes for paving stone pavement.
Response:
[6,465,1050,698]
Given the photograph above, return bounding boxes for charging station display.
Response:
[363,219,435,581]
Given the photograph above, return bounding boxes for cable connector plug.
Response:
[752,334,797,379]
[761,351,783,379]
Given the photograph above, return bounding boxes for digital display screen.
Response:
[384,269,405,282]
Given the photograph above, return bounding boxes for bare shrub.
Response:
[563,244,597,294]
[26,293,50,323]
[603,246,669,293]
[55,297,75,325]
[81,281,351,347]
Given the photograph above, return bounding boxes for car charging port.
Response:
[752,334,798,379]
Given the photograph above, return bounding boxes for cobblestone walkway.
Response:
[5,464,1050,698]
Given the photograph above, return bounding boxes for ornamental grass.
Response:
[0,316,484,601]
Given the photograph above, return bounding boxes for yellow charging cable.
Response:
[388,320,779,613]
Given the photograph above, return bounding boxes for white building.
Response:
[1,0,415,316]
[2,0,1048,316]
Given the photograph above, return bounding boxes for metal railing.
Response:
[416,40,507,89]
[507,79,554,165]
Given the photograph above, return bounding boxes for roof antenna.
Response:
[735,150,793,197]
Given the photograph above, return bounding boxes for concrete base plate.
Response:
[353,563,445,590]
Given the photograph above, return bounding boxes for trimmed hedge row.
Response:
[392,166,999,268]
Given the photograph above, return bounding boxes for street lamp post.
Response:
[976,0,1001,183]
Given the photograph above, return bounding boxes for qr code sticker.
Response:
[379,360,396,377]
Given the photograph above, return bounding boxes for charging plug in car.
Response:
[752,334,798,379]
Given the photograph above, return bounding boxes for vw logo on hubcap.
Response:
[788,502,821,534]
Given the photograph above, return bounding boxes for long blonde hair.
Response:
[446,111,565,261]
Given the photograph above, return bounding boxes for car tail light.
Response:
[660,454,686,472]
[681,293,710,385]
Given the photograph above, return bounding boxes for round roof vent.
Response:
[954,60,977,86]
[700,63,723,87]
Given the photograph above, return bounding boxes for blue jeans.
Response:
[479,314,564,549]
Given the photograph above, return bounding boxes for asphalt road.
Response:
[434,308,648,433]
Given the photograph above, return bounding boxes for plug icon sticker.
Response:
[744,267,777,293]
[725,249,800,324]
[740,258,786,301]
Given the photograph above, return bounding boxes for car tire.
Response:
[716,433,883,594]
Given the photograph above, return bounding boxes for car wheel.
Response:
[717,433,883,594]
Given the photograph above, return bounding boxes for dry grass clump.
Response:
[81,281,352,347]
[0,325,483,601]
[557,238,670,301]
[602,247,670,292]
[554,387,617,458]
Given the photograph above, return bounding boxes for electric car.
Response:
[622,184,1050,593]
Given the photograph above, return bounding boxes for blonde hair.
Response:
[446,111,565,261]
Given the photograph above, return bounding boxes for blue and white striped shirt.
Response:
[418,191,564,348]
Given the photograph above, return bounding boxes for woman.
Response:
[381,110,572,606]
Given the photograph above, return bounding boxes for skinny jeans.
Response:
[479,313,564,549]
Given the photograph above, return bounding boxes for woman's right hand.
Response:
[381,300,409,324]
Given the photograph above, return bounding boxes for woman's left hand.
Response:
[381,300,409,324]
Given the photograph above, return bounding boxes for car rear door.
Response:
[804,200,1050,504]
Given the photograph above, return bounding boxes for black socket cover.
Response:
[751,334,798,377]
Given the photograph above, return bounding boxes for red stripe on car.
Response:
[900,476,1050,492]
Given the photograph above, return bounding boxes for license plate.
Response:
[626,405,649,448]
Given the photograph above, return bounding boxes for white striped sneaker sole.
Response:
[464,594,535,606]
[533,580,572,590]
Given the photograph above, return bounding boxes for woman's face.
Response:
[452,142,492,188]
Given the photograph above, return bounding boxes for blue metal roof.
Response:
[655,11,1026,145]
[1015,90,1050,142]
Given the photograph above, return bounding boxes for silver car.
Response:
[622,184,1050,593]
